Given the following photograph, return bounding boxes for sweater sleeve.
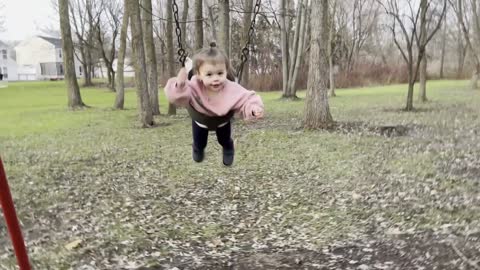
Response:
[231,84,264,120]
[164,77,191,107]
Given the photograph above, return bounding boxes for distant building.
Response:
[94,58,135,79]
[0,40,19,81]
[14,36,82,80]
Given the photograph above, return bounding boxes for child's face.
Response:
[198,61,227,92]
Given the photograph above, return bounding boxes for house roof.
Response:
[38,36,62,48]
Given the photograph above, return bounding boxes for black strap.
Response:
[187,104,234,130]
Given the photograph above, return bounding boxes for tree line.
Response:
[57,0,477,129]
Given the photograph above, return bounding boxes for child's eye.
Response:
[206,73,212,76]
[218,72,224,75]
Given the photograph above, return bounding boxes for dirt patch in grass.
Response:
[135,231,480,270]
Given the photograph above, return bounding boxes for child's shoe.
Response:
[222,148,234,166]
[193,147,205,162]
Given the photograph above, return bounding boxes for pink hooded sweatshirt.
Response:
[164,76,264,121]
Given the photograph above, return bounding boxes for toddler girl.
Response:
[165,42,264,166]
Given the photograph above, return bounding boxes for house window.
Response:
[58,63,64,75]
[79,66,82,75]
[1,50,6,60]
[59,49,62,58]
[2,67,7,79]
[40,63,46,75]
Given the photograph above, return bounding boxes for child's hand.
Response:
[252,107,264,119]
[177,68,188,88]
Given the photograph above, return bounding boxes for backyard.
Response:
[0,80,479,269]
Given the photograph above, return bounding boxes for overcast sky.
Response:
[0,0,58,41]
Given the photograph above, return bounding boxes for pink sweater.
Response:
[164,76,264,120]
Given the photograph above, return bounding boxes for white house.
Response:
[0,40,19,81]
[94,58,135,79]
[14,36,82,80]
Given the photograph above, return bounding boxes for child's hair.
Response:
[192,42,236,81]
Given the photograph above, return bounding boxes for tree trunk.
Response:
[328,0,337,97]
[439,16,446,79]
[455,0,480,89]
[280,0,290,97]
[79,48,93,87]
[418,0,428,102]
[406,58,415,111]
[167,0,177,115]
[107,66,115,91]
[287,0,306,98]
[115,2,128,110]
[208,5,217,42]
[418,55,427,102]
[95,23,116,91]
[472,0,480,89]
[287,1,302,89]
[128,0,154,127]
[240,0,254,85]
[471,65,480,89]
[406,79,415,111]
[195,0,204,50]
[304,0,333,129]
[456,32,466,79]
[58,0,85,109]
[86,48,94,82]
[142,0,160,115]
[218,0,230,57]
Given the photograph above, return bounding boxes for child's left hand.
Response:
[252,108,264,119]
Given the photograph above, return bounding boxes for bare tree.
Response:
[69,0,100,87]
[58,0,86,109]
[418,0,428,102]
[287,0,308,96]
[278,0,310,99]
[328,0,338,97]
[455,20,468,78]
[345,0,380,71]
[218,0,231,57]
[206,0,218,44]
[279,0,290,97]
[128,0,154,127]
[142,0,160,115]
[439,10,447,79]
[304,0,333,128]
[380,0,446,111]
[115,0,129,110]
[181,0,189,47]
[195,0,205,50]
[240,0,255,84]
[153,2,167,76]
[95,0,121,91]
[450,0,480,89]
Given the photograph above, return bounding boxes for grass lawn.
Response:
[0,80,479,269]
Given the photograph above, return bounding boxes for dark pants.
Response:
[192,120,234,152]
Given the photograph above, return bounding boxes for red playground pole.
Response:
[0,158,31,270]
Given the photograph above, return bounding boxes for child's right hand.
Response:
[177,68,188,88]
